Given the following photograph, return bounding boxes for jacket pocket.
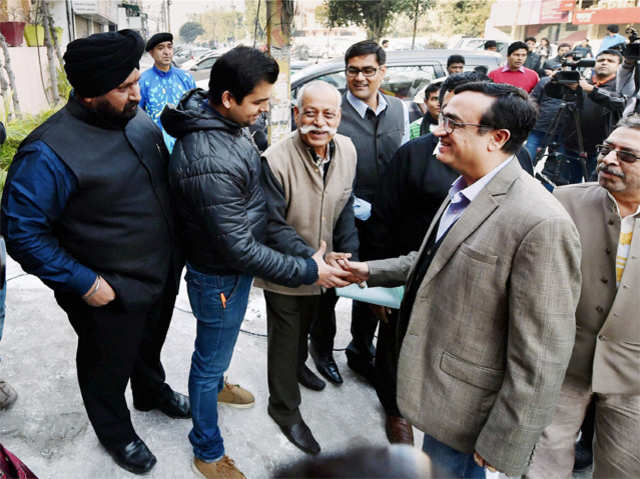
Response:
[459,243,498,265]
[440,351,504,391]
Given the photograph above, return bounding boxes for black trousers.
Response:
[374,308,401,417]
[54,279,178,448]
[265,290,325,426]
[309,289,338,358]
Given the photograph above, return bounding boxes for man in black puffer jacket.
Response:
[162,46,348,479]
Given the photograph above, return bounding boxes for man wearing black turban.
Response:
[1,29,188,475]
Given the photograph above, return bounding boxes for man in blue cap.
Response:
[140,32,196,152]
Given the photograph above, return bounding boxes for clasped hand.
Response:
[311,241,370,288]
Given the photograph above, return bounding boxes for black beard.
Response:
[94,98,138,127]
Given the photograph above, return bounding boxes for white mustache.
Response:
[299,124,337,135]
[597,163,625,178]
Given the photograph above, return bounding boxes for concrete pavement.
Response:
[0,256,411,478]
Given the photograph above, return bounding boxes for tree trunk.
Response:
[48,13,64,67]
[0,33,21,118]
[42,2,59,104]
[411,0,419,50]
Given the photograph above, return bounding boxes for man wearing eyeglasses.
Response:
[527,115,640,479]
[308,40,409,397]
[335,82,581,477]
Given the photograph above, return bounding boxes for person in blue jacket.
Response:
[139,32,196,152]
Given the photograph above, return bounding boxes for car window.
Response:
[197,56,217,70]
[381,65,437,100]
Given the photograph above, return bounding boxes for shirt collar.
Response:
[346,90,387,118]
[152,65,173,77]
[606,190,640,219]
[501,65,525,73]
[448,156,515,204]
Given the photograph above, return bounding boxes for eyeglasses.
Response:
[596,144,640,163]
[438,113,492,134]
[345,66,379,78]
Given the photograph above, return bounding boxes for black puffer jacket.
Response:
[162,89,317,286]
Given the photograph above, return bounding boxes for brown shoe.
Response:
[385,415,414,445]
[217,378,254,408]
[0,380,17,410]
[192,456,246,479]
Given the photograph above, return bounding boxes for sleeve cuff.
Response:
[68,268,98,296]
[302,257,318,285]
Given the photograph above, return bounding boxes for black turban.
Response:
[146,32,173,52]
[63,29,145,98]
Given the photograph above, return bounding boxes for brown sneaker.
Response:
[217,378,254,408]
[192,456,246,479]
[0,380,17,410]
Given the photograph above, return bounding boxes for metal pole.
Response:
[167,0,171,33]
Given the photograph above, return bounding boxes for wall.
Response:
[6,47,54,115]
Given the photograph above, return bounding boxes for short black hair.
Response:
[424,82,441,100]
[508,41,529,56]
[607,24,619,34]
[209,46,279,105]
[474,65,488,75]
[345,40,386,66]
[597,49,623,62]
[447,54,465,67]
[484,40,497,50]
[453,82,537,154]
[524,36,536,43]
[439,71,491,106]
[557,42,571,51]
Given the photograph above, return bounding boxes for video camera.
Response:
[623,27,640,61]
[544,53,596,101]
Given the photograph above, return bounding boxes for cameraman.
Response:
[546,49,626,184]
[617,35,640,116]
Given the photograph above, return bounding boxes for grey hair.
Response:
[296,80,342,110]
[616,114,640,131]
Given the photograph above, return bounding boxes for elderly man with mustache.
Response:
[527,115,640,479]
[257,80,359,454]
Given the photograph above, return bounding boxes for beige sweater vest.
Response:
[255,131,356,296]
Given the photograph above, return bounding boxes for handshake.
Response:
[311,241,369,288]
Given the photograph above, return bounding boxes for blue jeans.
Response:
[422,433,485,479]
[525,129,548,166]
[185,265,253,462]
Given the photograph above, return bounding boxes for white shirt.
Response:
[608,192,640,288]
[436,156,514,241]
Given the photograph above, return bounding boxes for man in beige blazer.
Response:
[338,82,582,477]
[527,116,640,478]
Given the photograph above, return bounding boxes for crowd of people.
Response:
[0,25,639,479]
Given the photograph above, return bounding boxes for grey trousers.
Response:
[526,376,640,479]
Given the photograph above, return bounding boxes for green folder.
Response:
[336,284,405,309]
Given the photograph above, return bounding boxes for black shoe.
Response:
[345,348,375,384]
[135,389,191,419]
[279,420,321,455]
[298,365,325,391]
[310,345,343,385]
[105,439,156,475]
[573,437,593,472]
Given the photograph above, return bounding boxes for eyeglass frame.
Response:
[438,112,493,135]
[595,144,640,164]
[345,66,380,78]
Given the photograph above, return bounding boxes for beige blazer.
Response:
[554,183,640,394]
[367,159,582,477]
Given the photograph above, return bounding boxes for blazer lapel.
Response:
[420,159,521,288]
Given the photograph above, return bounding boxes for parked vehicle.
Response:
[290,49,503,120]
[182,50,225,81]
[449,37,509,56]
